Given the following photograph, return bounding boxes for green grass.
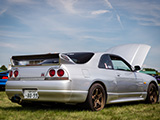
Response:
[0,91,160,120]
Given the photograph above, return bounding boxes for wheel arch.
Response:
[147,81,159,102]
[149,81,159,91]
[88,81,108,100]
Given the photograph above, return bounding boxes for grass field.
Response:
[0,91,160,120]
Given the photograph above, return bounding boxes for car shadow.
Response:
[0,101,145,112]
[0,103,85,112]
[0,88,5,91]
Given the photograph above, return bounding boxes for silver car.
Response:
[6,44,159,111]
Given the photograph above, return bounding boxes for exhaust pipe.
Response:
[11,95,22,104]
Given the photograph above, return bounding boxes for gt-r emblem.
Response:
[41,73,45,77]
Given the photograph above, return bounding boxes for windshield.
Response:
[64,52,94,64]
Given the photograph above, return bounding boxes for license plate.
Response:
[23,90,39,99]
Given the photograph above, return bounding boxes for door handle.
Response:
[116,73,121,77]
[117,74,120,77]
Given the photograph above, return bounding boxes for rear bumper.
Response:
[6,89,87,103]
[6,80,88,103]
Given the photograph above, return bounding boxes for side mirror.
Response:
[134,65,141,71]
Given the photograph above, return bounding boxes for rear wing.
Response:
[11,53,75,67]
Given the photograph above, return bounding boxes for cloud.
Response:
[47,0,78,14]
[104,0,124,29]
[0,8,7,15]
[3,0,110,41]
[91,10,110,15]
[132,17,160,26]
[0,42,16,49]
[116,14,123,29]
[81,35,119,43]
[0,30,32,39]
[60,0,78,14]
[7,0,36,4]
[0,0,125,41]
[111,0,160,27]
[104,0,113,9]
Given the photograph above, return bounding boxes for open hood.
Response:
[106,44,151,67]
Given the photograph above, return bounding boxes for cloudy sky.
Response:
[0,0,160,71]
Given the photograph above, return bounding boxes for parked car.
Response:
[0,71,9,90]
[6,44,159,111]
[139,69,160,85]
[155,76,160,84]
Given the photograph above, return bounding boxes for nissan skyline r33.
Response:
[6,44,159,111]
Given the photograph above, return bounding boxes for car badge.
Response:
[41,73,45,77]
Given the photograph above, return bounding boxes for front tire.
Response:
[86,83,106,111]
[146,83,158,104]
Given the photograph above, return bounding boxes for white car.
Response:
[6,44,159,111]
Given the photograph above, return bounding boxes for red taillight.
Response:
[9,71,13,78]
[45,68,68,80]
[57,69,64,77]
[2,76,8,79]
[14,70,19,77]
[49,69,55,77]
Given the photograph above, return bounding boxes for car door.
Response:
[98,54,118,102]
[109,55,143,99]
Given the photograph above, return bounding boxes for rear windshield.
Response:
[65,52,94,64]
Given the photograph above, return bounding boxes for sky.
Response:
[0,0,160,71]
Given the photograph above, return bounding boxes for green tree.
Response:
[0,65,7,71]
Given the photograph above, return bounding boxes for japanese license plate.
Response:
[23,90,39,99]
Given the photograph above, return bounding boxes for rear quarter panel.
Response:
[64,63,117,94]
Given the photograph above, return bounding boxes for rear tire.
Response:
[86,83,106,111]
[146,83,158,104]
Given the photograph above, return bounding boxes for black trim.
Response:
[12,53,59,61]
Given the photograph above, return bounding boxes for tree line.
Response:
[0,65,7,71]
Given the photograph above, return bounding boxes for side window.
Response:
[110,55,132,71]
[98,54,113,69]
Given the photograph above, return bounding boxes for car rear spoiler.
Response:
[11,53,75,66]
[12,53,59,61]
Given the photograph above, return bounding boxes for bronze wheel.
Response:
[87,83,106,111]
[146,83,158,104]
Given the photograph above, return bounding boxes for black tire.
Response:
[86,83,106,111]
[146,83,158,104]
